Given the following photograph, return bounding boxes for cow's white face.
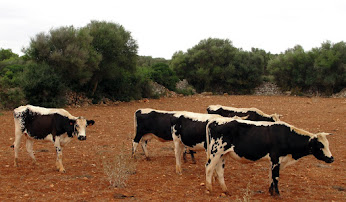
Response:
[74,117,95,141]
[310,133,334,163]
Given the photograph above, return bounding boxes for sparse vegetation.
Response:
[101,144,137,188]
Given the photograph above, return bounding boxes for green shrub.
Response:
[21,63,67,107]
[151,63,179,91]
[0,87,26,109]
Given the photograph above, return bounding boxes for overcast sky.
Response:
[1,0,345,59]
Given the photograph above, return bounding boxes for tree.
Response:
[24,26,101,90]
[0,57,26,109]
[20,63,66,107]
[171,38,264,93]
[0,48,18,61]
[268,41,345,95]
[85,21,138,96]
[151,63,179,91]
[312,41,346,94]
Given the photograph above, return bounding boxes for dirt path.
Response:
[0,95,345,201]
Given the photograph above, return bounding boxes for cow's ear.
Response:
[69,120,76,126]
[87,120,95,126]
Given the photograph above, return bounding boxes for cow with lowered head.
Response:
[207,105,281,122]
[12,105,95,173]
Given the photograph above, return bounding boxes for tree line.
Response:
[0,20,345,109]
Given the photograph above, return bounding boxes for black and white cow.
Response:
[132,108,195,161]
[12,105,95,173]
[207,105,281,122]
[171,112,223,174]
[205,118,334,196]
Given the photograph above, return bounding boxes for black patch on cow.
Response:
[174,116,209,149]
[206,159,211,166]
[17,109,75,139]
[133,110,177,143]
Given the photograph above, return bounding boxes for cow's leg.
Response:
[13,127,23,167]
[205,153,221,193]
[269,159,281,196]
[215,155,228,194]
[132,141,139,158]
[141,140,150,160]
[54,137,65,173]
[25,138,37,165]
[183,149,196,164]
[132,129,145,159]
[173,138,185,175]
[183,149,188,163]
[190,150,196,164]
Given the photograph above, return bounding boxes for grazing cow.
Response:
[171,112,223,174]
[12,105,95,173]
[205,118,334,196]
[207,105,280,122]
[132,108,195,161]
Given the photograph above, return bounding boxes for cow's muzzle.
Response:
[78,136,86,141]
[325,156,334,163]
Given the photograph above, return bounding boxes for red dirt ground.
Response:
[0,95,345,201]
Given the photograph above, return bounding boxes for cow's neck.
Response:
[287,132,311,160]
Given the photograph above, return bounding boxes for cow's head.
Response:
[70,117,95,141]
[309,132,334,163]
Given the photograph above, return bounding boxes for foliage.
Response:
[0,87,26,109]
[268,41,346,95]
[86,21,138,96]
[0,48,18,61]
[96,69,144,102]
[0,57,26,108]
[137,56,169,67]
[150,63,179,91]
[20,63,67,107]
[23,26,102,91]
[171,38,265,93]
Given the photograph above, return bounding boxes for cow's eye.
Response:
[75,124,79,128]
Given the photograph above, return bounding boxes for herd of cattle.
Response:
[11,104,334,196]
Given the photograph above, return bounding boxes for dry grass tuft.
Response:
[102,143,137,188]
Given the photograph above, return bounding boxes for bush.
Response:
[151,63,179,91]
[21,63,67,107]
[0,87,26,109]
[0,58,27,109]
[171,38,265,94]
[268,42,346,95]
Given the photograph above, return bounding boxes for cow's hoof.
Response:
[145,157,151,161]
[14,159,19,167]
[205,190,211,194]
[206,183,213,194]
[59,168,66,173]
[269,187,280,197]
[220,192,229,197]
